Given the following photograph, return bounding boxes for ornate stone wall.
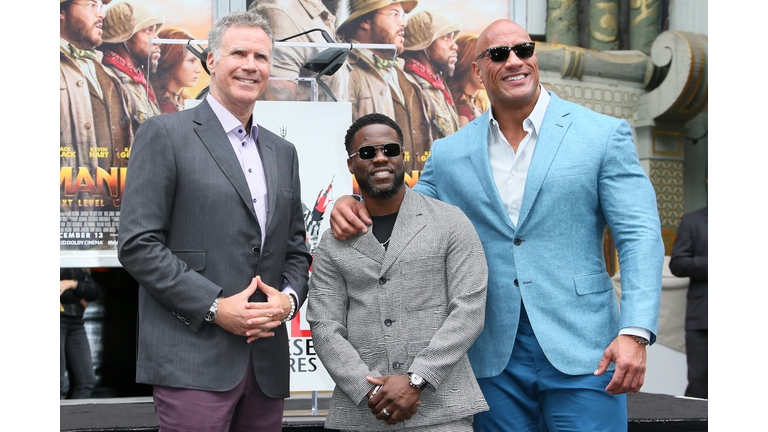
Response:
[542,77,643,120]
[649,159,685,254]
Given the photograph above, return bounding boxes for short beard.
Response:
[135,54,159,74]
[360,173,404,200]
[65,20,101,50]
[435,58,455,77]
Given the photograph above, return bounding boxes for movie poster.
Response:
[60,0,510,255]
[60,0,213,253]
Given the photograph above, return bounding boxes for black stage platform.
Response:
[61,392,707,431]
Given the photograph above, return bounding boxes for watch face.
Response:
[410,373,424,386]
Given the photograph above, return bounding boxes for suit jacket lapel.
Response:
[468,111,516,231]
[380,188,426,275]
[192,100,258,220]
[349,229,386,265]
[517,94,571,228]
[256,130,278,232]
[347,188,426,276]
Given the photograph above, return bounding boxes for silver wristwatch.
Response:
[407,372,427,389]
[205,297,219,322]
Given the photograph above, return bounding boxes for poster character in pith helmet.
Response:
[99,0,165,131]
[401,10,462,141]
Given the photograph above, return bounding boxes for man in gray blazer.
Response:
[117,11,311,432]
[307,113,489,431]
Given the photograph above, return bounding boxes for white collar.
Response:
[487,84,550,135]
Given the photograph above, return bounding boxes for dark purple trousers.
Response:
[153,359,284,432]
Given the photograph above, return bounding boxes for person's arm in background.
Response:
[669,214,707,280]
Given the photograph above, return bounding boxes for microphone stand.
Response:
[279,29,351,102]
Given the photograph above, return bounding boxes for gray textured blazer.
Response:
[118,99,311,398]
[307,187,489,430]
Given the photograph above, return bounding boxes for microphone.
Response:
[279,28,349,77]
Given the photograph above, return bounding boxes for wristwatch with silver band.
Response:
[205,297,219,322]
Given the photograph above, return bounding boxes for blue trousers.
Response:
[474,306,627,432]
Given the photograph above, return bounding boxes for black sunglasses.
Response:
[476,42,536,63]
[348,143,402,160]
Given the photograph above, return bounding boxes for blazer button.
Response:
[378,277,387,285]
[392,362,401,369]
[251,247,260,255]
[514,279,519,287]
[514,238,523,246]
[384,319,393,326]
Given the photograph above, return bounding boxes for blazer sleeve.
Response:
[117,116,223,332]
[597,119,664,342]
[407,210,487,390]
[306,233,376,405]
[669,214,708,281]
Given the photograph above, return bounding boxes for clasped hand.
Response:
[366,375,422,425]
[214,276,292,343]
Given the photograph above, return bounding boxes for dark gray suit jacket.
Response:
[669,207,708,331]
[118,99,311,397]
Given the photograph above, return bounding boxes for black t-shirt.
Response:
[371,211,399,250]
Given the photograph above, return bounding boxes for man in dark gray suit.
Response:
[307,113,488,431]
[669,206,708,399]
[118,11,311,432]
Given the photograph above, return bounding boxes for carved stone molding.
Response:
[636,30,708,124]
[537,42,655,86]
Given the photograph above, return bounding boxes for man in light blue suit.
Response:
[330,19,663,431]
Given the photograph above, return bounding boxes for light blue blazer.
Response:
[413,93,664,378]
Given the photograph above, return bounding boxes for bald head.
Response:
[472,19,540,113]
[476,20,532,58]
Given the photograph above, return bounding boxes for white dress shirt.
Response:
[487,85,550,228]
[486,85,650,342]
